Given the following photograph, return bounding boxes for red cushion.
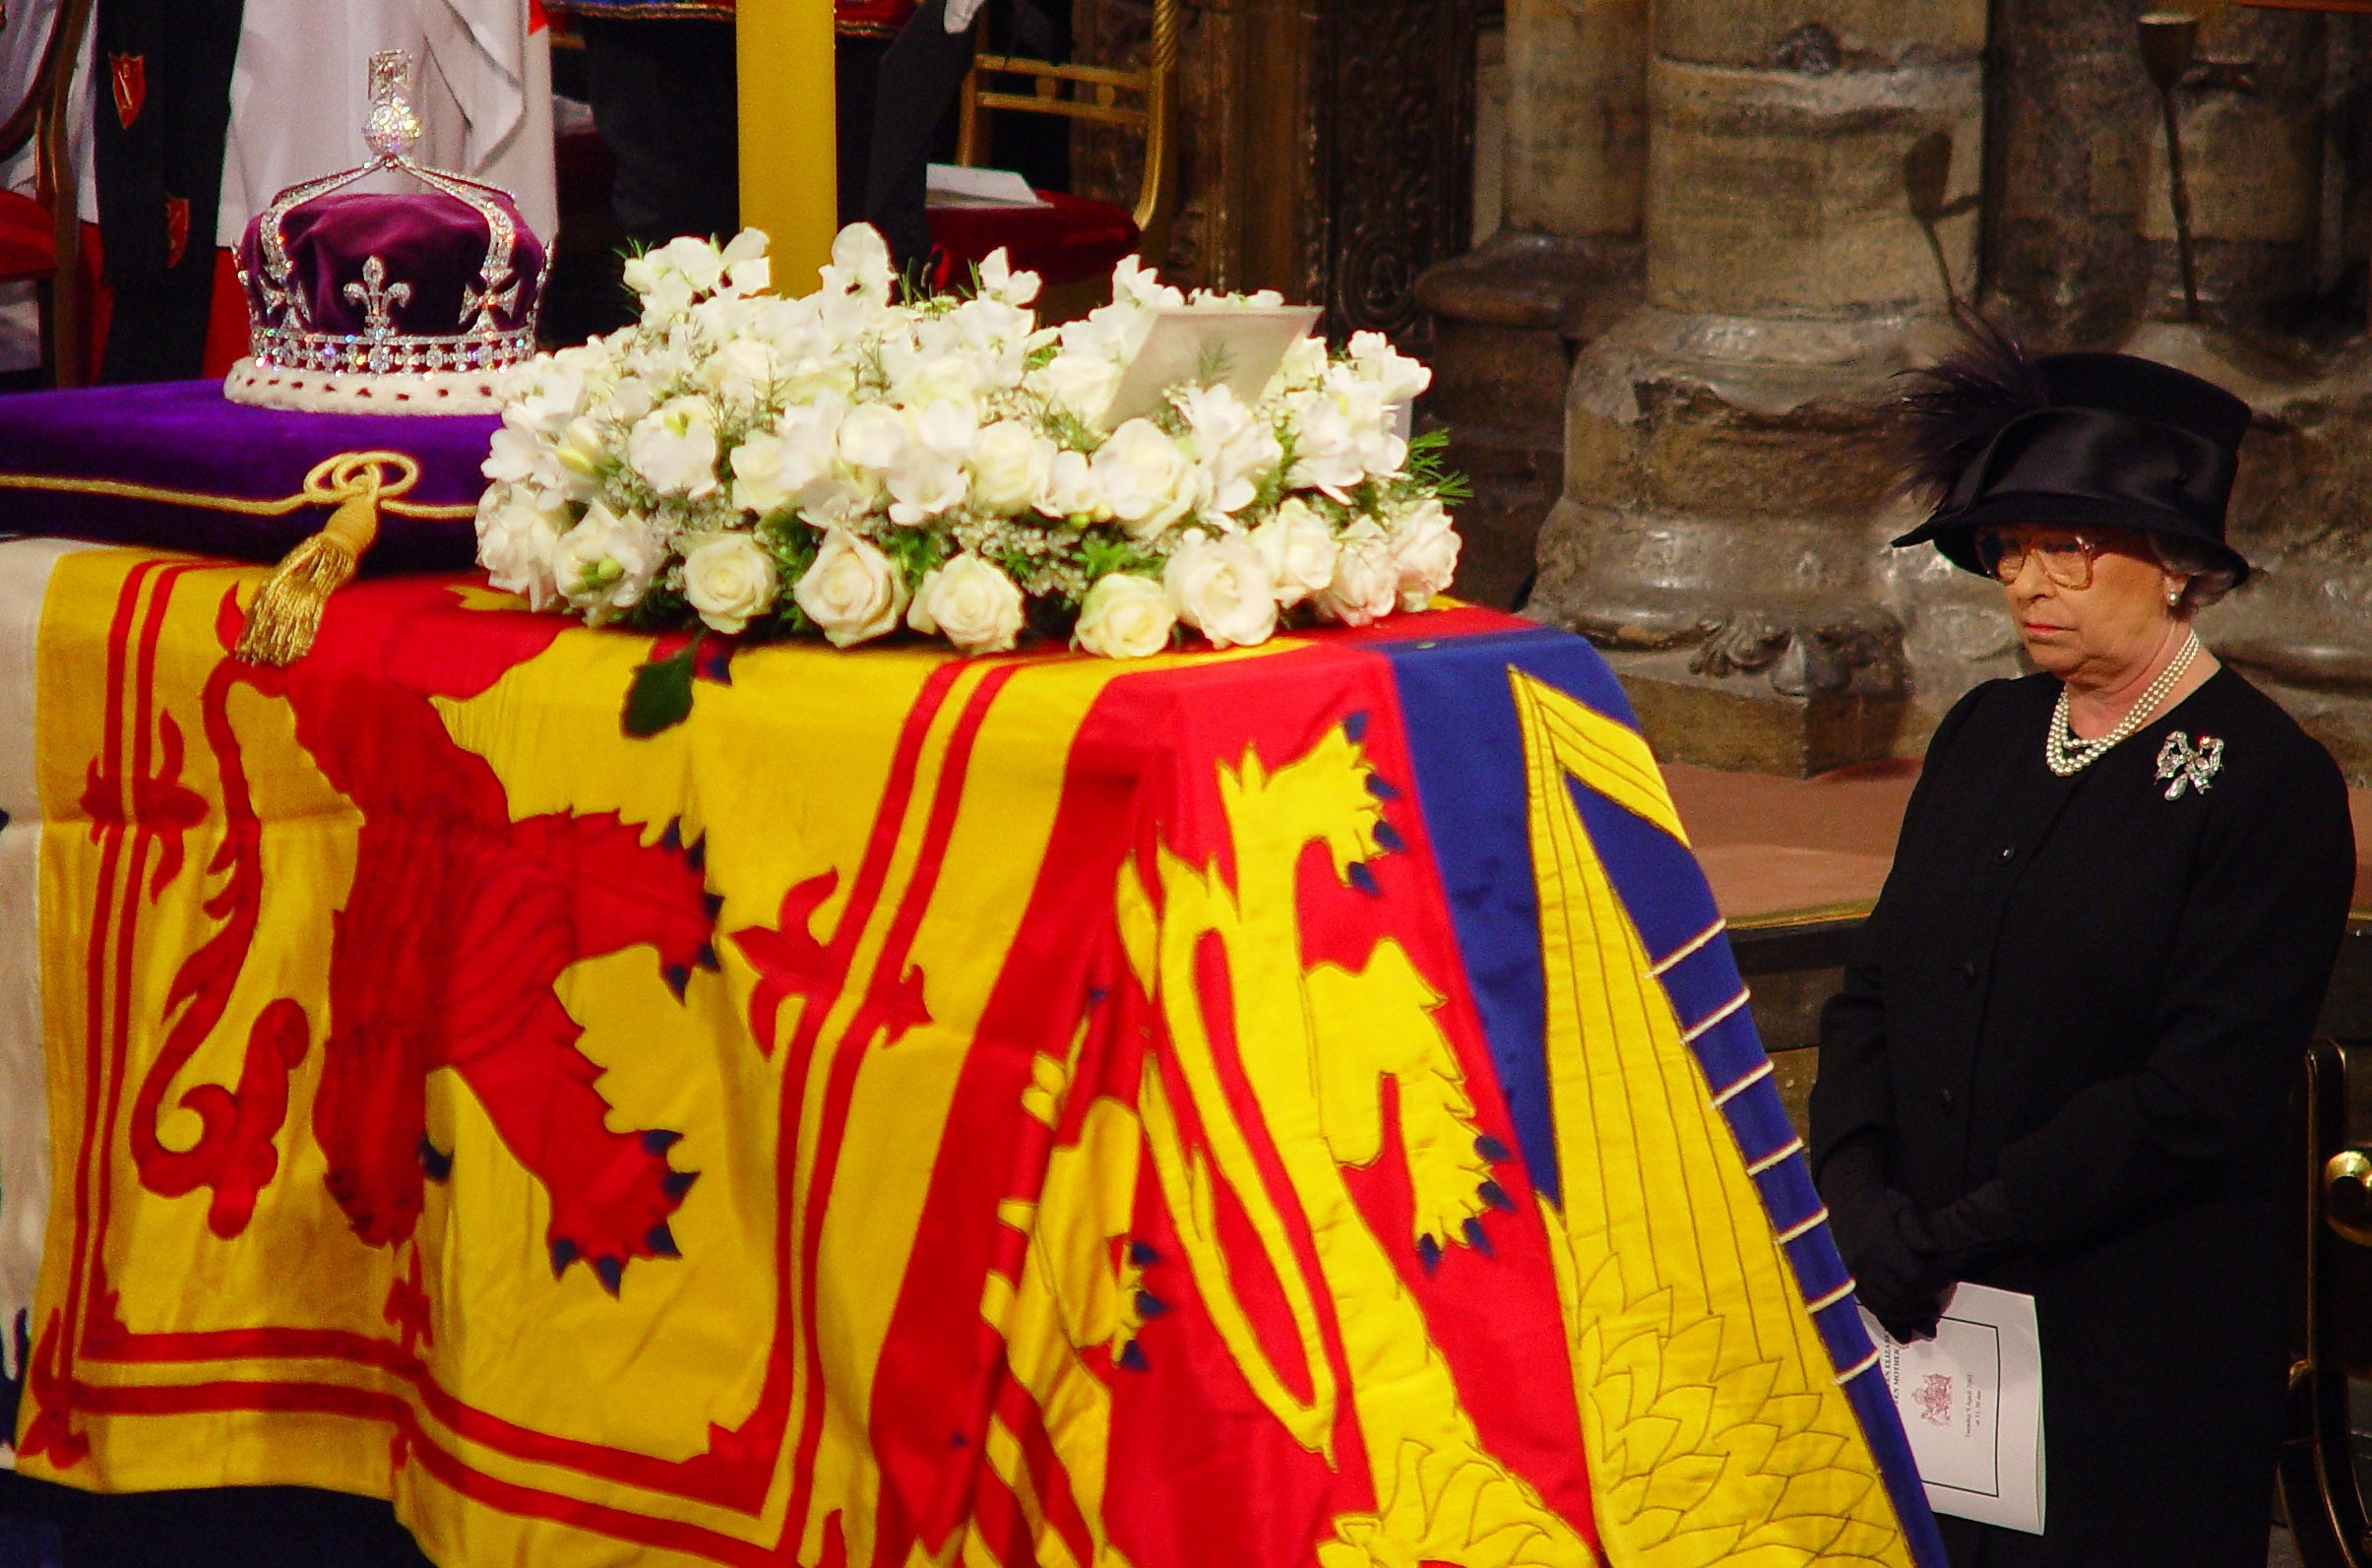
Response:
[0,189,56,282]
[928,189,1140,288]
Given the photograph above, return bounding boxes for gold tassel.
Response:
[235,452,411,667]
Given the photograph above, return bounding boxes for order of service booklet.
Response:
[1859,1284,2045,1534]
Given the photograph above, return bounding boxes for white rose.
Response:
[792,528,909,648]
[1345,330,1433,405]
[1388,499,1461,610]
[969,420,1056,515]
[681,532,780,635]
[1073,573,1175,659]
[1164,533,1278,650]
[553,501,661,622]
[628,396,721,498]
[1036,449,1109,524]
[1249,499,1340,609]
[1313,520,1400,627]
[1092,418,1200,540]
[474,486,568,611]
[907,552,1027,655]
[1032,351,1122,426]
[836,402,910,473]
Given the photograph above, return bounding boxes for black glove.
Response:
[1819,1140,1945,1343]
[1915,1180,2024,1282]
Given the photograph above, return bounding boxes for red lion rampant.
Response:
[130,581,716,1293]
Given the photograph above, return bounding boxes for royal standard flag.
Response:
[0,540,1945,1568]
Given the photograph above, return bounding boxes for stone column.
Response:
[1525,1,1986,775]
[1409,0,1649,608]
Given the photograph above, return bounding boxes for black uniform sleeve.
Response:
[1808,681,1995,1180]
[1997,735,2355,1252]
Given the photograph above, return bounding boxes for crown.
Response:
[224,52,549,414]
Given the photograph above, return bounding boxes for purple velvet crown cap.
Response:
[238,189,547,347]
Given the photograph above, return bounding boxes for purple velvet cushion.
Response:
[0,381,493,572]
[239,187,546,342]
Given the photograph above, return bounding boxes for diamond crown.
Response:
[236,51,544,382]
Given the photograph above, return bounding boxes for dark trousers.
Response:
[92,0,243,384]
[577,16,739,248]
[840,0,979,276]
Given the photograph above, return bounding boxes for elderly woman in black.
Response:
[1810,330,2356,1568]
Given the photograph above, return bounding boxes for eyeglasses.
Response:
[1971,527,2105,590]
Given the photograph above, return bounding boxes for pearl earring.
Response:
[2166,588,2182,607]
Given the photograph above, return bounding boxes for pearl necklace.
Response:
[2044,630,2202,778]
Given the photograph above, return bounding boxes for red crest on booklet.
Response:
[108,52,145,129]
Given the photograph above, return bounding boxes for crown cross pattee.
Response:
[461,272,519,334]
[343,255,412,339]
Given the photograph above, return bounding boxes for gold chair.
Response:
[930,0,1177,320]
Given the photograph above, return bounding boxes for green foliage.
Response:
[622,634,701,737]
[1077,530,1164,584]
[876,523,956,583]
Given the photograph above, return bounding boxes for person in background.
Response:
[1809,320,2355,1567]
[90,0,243,382]
[552,0,985,335]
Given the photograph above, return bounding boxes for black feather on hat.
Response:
[1888,312,2254,586]
[1890,311,2051,507]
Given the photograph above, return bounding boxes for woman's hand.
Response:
[1820,1142,1946,1342]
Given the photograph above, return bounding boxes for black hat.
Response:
[1888,320,2253,586]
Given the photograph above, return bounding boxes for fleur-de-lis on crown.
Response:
[343,255,411,339]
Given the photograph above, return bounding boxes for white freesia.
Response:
[976,247,1041,307]
[719,227,773,296]
[819,222,895,306]
[907,553,1026,654]
[1038,449,1109,524]
[1344,330,1433,406]
[1093,418,1201,539]
[1250,499,1340,608]
[1388,498,1461,610]
[793,528,907,647]
[887,451,969,525]
[628,396,721,498]
[681,532,780,634]
[1163,533,1278,650]
[1313,520,1400,627]
[1073,573,1175,659]
[475,486,568,611]
[1175,383,1282,520]
[970,420,1056,515]
[554,502,661,622]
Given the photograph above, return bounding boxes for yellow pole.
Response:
[738,0,839,287]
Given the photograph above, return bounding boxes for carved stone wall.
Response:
[1071,0,1474,338]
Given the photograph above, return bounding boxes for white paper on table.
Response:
[925,163,1051,210]
[1860,1284,2045,1535]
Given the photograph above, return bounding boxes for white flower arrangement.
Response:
[476,224,1465,667]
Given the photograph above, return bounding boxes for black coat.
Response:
[1810,667,2354,1568]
